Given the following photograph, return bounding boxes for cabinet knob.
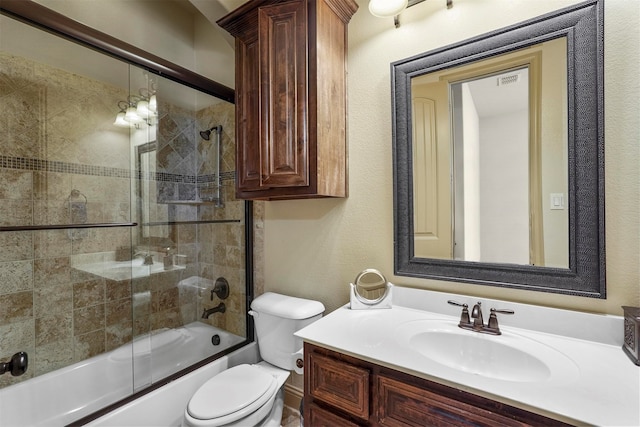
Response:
[0,352,28,377]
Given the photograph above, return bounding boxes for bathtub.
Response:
[0,322,251,426]
[88,342,259,426]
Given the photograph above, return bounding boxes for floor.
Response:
[281,405,301,427]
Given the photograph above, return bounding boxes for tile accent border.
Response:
[0,155,235,184]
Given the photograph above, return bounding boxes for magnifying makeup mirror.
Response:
[350,268,393,309]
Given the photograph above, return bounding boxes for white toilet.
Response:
[183,292,325,427]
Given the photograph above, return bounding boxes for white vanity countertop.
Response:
[295,287,640,426]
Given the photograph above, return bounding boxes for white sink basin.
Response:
[395,319,579,384]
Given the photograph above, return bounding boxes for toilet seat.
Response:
[186,364,278,426]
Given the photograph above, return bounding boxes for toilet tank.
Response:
[250,292,325,370]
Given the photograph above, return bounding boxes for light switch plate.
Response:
[550,193,565,210]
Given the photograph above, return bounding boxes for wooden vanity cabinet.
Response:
[304,343,572,427]
[217,0,358,200]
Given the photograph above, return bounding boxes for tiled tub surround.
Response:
[296,287,640,426]
[0,48,249,401]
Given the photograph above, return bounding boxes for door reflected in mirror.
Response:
[411,37,568,268]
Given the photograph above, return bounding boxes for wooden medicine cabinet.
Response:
[218,0,358,200]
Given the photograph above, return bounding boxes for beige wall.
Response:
[35,0,195,65]
[33,0,236,88]
[264,0,640,315]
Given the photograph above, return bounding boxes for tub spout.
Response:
[202,302,226,319]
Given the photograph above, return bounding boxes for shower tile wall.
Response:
[0,51,253,387]
[0,52,134,386]
[156,101,199,203]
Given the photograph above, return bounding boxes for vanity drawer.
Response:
[307,351,370,420]
[376,374,529,427]
[308,402,362,427]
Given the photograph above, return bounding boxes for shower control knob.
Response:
[0,351,28,377]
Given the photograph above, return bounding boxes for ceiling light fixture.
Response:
[368,0,408,18]
[113,89,157,129]
[369,0,453,28]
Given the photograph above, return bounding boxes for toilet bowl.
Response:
[183,362,289,427]
[183,293,325,427]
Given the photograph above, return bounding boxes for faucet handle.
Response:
[486,308,514,334]
[447,300,472,328]
[492,308,515,315]
[447,300,467,308]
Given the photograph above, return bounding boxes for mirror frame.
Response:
[392,0,605,298]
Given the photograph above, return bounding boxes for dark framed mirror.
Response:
[392,0,605,297]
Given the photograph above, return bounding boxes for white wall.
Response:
[264,0,640,315]
[479,109,529,264]
[461,83,480,261]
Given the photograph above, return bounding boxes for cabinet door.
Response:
[308,351,370,420]
[236,37,261,191]
[377,375,529,427]
[258,0,309,189]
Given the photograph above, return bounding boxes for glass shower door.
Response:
[0,4,248,424]
[0,11,136,425]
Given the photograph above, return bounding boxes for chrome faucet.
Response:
[202,302,226,319]
[448,300,514,335]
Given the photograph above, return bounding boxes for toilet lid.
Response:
[187,364,278,422]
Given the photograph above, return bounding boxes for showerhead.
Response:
[199,126,221,140]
